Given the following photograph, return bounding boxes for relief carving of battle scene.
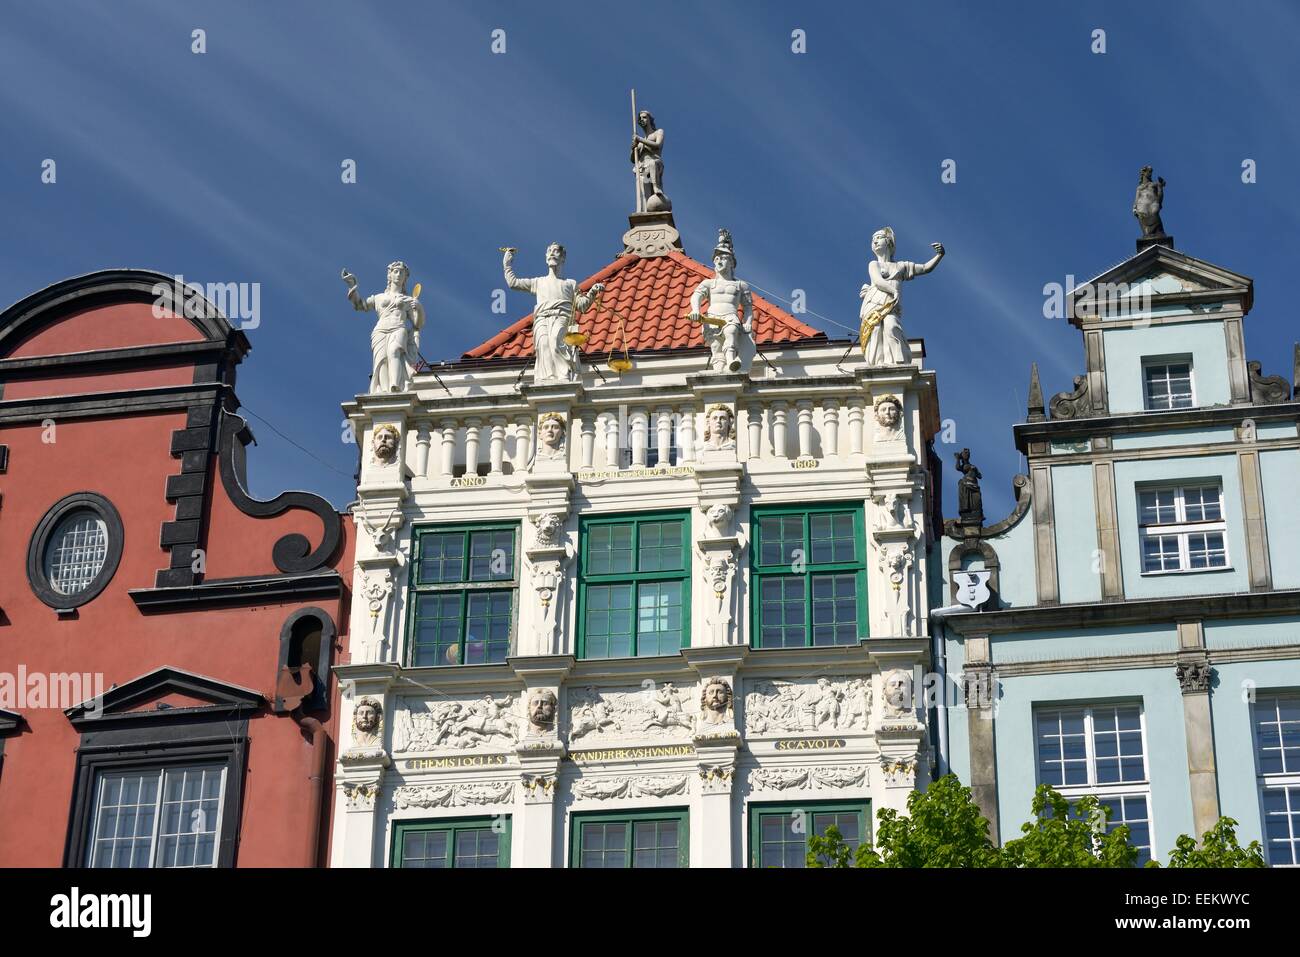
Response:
[744,676,873,736]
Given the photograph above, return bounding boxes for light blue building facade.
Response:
[936,233,1300,866]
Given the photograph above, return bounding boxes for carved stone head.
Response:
[527,688,558,733]
[545,243,566,269]
[386,261,410,292]
[372,425,400,464]
[882,670,913,717]
[871,227,896,259]
[705,503,734,538]
[353,698,383,740]
[532,511,565,547]
[874,396,903,432]
[700,677,733,723]
[703,404,735,448]
[537,413,566,455]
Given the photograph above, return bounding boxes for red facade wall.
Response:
[0,275,354,868]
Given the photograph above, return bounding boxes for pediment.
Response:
[65,666,264,728]
[1068,245,1252,320]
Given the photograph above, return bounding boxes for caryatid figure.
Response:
[502,243,604,384]
[341,261,426,393]
[630,110,671,213]
[858,228,944,368]
[689,229,754,373]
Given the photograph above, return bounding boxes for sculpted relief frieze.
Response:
[393,780,514,809]
[570,774,690,801]
[568,683,695,745]
[744,677,873,736]
[748,765,868,793]
[394,694,521,754]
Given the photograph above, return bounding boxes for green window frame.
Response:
[749,800,871,868]
[751,503,867,648]
[577,511,691,659]
[570,808,689,868]
[391,816,511,868]
[407,523,518,666]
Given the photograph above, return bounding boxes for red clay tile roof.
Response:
[463,250,825,360]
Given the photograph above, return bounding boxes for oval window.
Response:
[27,492,124,609]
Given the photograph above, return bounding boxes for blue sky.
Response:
[4,1,1298,519]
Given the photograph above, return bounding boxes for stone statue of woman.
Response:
[341,261,425,393]
[858,228,944,367]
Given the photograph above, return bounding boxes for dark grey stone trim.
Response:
[0,269,247,356]
[943,474,1031,541]
[65,666,265,728]
[155,401,220,588]
[0,708,20,734]
[1248,360,1292,404]
[1015,402,1300,452]
[217,411,343,574]
[941,588,1300,636]
[0,340,228,376]
[26,492,124,610]
[0,383,226,424]
[129,570,343,612]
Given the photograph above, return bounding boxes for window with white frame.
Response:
[1253,693,1300,866]
[86,764,226,868]
[1138,484,1228,574]
[1143,359,1194,410]
[1035,704,1153,865]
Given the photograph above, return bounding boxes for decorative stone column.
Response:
[678,407,696,464]
[656,407,673,466]
[463,418,482,476]
[684,647,745,868]
[514,416,533,470]
[796,399,814,460]
[771,401,788,459]
[1175,622,1219,838]
[630,410,648,467]
[822,399,840,458]
[439,419,456,476]
[487,417,506,474]
[414,427,431,478]
[962,633,1000,842]
[604,413,621,470]
[847,398,865,455]
[746,404,763,460]
[510,655,572,868]
[332,685,393,867]
[579,415,596,469]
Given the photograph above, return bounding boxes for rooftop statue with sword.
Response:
[689,228,754,373]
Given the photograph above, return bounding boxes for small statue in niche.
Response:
[689,231,754,373]
[698,677,734,727]
[371,425,400,465]
[526,688,558,736]
[873,395,904,443]
[341,261,425,393]
[631,109,671,213]
[533,413,567,465]
[858,227,944,368]
[1132,166,1167,239]
[352,698,383,749]
[955,448,985,527]
[702,404,736,450]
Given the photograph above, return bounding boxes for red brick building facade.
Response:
[0,270,354,867]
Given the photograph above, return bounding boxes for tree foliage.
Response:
[806,774,1263,869]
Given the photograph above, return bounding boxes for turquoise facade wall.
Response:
[1102,319,1232,414]
[1050,463,1102,604]
[1114,453,1248,598]
[993,667,1194,860]
[1260,448,1300,589]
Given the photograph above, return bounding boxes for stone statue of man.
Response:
[341,261,425,393]
[630,110,671,213]
[503,244,604,384]
[1132,166,1167,238]
[689,229,754,373]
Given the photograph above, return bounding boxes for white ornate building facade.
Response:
[330,208,945,868]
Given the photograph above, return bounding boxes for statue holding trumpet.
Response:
[689,228,754,373]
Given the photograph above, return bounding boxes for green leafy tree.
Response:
[1000,785,1138,868]
[1157,817,1265,868]
[808,774,999,867]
